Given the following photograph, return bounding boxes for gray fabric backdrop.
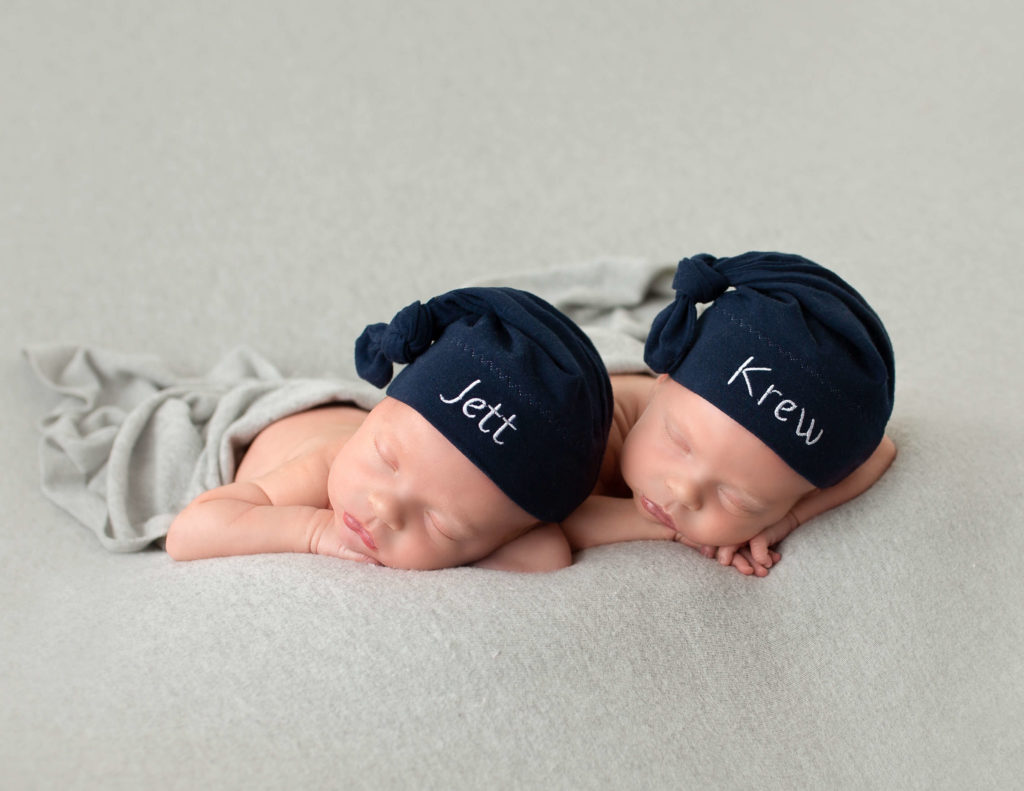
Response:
[3,1,1022,789]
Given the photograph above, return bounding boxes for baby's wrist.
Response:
[306,508,341,554]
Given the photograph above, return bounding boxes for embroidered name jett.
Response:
[728,356,823,446]
[439,379,518,444]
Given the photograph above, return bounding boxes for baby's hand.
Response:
[669,532,768,575]
[709,544,783,577]
[675,511,798,577]
[710,512,800,577]
[309,511,381,565]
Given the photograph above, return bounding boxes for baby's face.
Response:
[327,397,536,570]
[620,376,816,548]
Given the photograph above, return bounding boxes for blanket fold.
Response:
[25,259,674,551]
[25,345,381,551]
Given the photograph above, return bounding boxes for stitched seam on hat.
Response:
[719,309,874,420]
[452,338,570,439]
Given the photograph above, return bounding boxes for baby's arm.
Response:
[471,496,675,572]
[471,523,573,572]
[712,434,898,575]
[166,450,371,563]
[560,495,676,550]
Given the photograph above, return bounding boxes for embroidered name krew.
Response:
[728,356,824,446]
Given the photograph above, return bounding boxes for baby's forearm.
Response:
[166,483,334,560]
[560,495,674,550]
[791,435,897,526]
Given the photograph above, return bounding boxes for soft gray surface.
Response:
[3,1,1022,789]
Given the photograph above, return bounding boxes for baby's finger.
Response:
[749,536,773,569]
[716,545,738,566]
[770,550,782,564]
[729,551,754,575]
[739,547,770,577]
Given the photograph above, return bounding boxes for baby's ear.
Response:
[470,523,572,573]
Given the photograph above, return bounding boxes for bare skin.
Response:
[560,374,897,576]
[167,376,895,575]
[166,397,570,571]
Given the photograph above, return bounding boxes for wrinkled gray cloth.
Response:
[471,257,676,373]
[24,345,382,551]
[24,259,676,553]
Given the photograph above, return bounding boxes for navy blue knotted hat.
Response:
[645,252,894,488]
[355,287,613,522]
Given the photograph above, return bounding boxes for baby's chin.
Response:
[639,504,766,549]
[374,545,479,572]
[682,523,766,549]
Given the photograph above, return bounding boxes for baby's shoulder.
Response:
[591,374,654,496]
[235,404,368,481]
[610,374,655,422]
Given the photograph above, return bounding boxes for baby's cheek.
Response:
[689,517,761,548]
[618,449,650,494]
[465,532,511,565]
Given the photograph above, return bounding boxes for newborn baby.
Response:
[167,287,613,571]
[561,252,897,576]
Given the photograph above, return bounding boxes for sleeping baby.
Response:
[559,252,897,576]
[166,287,613,571]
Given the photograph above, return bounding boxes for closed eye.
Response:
[374,436,398,471]
[426,510,455,541]
[664,419,692,453]
[718,486,762,515]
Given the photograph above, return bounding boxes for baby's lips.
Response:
[640,494,676,531]
[342,512,378,551]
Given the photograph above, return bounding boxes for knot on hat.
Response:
[672,254,730,304]
[644,255,729,374]
[355,301,436,387]
[380,301,435,363]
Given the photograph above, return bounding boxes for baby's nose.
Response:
[368,491,403,531]
[666,477,702,511]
